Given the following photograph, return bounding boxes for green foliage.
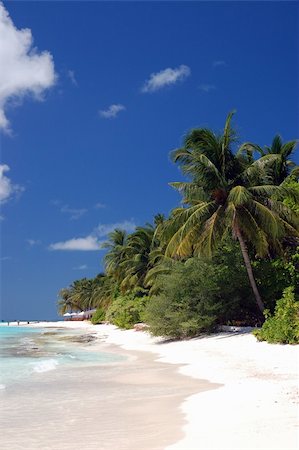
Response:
[144,248,254,339]
[253,287,299,344]
[106,292,149,329]
[91,307,106,324]
[57,274,118,316]
[283,179,299,213]
[253,247,299,310]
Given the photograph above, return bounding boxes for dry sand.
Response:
[15,321,299,450]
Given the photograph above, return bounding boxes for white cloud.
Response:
[0,164,23,203]
[0,3,56,131]
[49,220,137,251]
[141,65,191,93]
[99,104,125,119]
[49,236,101,251]
[67,70,77,86]
[198,84,216,93]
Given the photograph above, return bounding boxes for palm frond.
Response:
[249,184,299,203]
[193,206,225,257]
[165,201,216,257]
[235,207,269,257]
[249,200,283,239]
[237,142,265,158]
[228,185,252,206]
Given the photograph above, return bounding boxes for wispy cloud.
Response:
[73,264,88,270]
[1,256,12,261]
[49,220,136,251]
[141,65,191,93]
[51,201,87,220]
[94,202,106,209]
[99,104,126,119]
[60,205,87,220]
[0,164,24,204]
[27,239,41,246]
[67,70,78,86]
[0,3,56,132]
[213,60,227,68]
[95,220,136,237]
[198,84,216,93]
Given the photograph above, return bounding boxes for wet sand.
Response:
[1,343,219,450]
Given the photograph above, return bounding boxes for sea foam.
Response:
[32,359,59,373]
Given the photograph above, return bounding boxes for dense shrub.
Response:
[253,287,299,344]
[144,249,253,339]
[253,248,299,311]
[91,307,106,324]
[105,293,148,329]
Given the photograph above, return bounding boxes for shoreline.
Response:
[20,321,299,449]
[1,321,216,450]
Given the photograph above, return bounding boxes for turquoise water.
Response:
[0,325,124,389]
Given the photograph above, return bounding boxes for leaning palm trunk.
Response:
[235,225,265,315]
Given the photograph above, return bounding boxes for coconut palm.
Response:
[57,288,75,315]
[69,278,95,311]
[164,113,299,315]
[120,224,155,291]
[90,274,118,309]
[144,214,178,293]
[238,135,298,185]
[102,229,128,282]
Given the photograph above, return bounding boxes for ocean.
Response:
[0,324,125,390]
[0,324,201,450]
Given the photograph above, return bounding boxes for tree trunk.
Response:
[235,227,265,315]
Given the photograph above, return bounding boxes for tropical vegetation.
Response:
[57,113,299,343]
[253,287,299,344]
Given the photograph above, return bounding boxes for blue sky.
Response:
[0,1,298,321]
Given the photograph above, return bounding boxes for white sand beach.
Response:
[20,320,299,450]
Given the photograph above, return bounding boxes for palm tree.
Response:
[68,278,94,311]
[239,135,298,185]
[164,113,299,315]
[145,214,177,293]
[102,229,128,283]
[57,288,75,315]
[120,224,155,291]
[102,225,158,292]
[90,274,117,309]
